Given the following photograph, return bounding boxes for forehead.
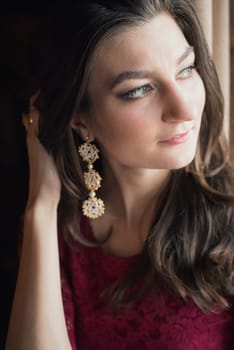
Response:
[89,12,189,85]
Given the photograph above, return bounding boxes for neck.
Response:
[100,160,171,226]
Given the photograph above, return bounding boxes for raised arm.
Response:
[5,101,72,350]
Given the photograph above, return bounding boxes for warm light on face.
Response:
[86,13,206,171]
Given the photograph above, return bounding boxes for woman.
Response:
[6,1,234,349]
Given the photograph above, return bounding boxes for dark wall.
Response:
[0,16,46,347]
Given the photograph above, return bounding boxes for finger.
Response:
[22,109,39,136]
[22,112,35,129]
[29,90,40,107]
[22,113,31,131]
[27,110,39,138]
[29,91,40,134]
[22,91,41,133]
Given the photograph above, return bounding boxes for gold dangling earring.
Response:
[78,138,105,219]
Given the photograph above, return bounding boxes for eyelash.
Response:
[119,64,196,100]
[120,83,154,100]
[178,64,196,79]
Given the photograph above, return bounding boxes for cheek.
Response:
[194,75,206,118]
[90,104,128,146]
[91,98,145,138]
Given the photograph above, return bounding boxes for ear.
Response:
[70,112,95,142]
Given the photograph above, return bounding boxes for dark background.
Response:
[0,15,49,348]
[1,7,234,349]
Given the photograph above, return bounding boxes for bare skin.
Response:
[6,13,205,349]
[5,103,71,350]
[73,13,205,255]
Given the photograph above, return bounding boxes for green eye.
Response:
[179,65,196,79]
[120,84,153,100]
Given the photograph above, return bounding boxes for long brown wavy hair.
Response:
[33,0,234,312]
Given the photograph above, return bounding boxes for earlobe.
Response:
[70,113,95,142]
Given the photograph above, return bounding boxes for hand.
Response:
[22,94,61,211]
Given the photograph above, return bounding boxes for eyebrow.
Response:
[177,46,194,64]
[110,46,194,89]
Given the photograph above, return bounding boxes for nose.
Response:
[161,83,194,123]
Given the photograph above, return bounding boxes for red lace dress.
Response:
[59,217,234,350]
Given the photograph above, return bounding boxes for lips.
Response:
[159,128,193,145]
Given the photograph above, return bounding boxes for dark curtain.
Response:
[0,15,48,348]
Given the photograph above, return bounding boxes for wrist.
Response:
[26,196,59,212]
[24,201,58,224]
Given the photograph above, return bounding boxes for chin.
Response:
[163,150,196,170]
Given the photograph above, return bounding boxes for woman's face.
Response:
[82,12,206,170]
